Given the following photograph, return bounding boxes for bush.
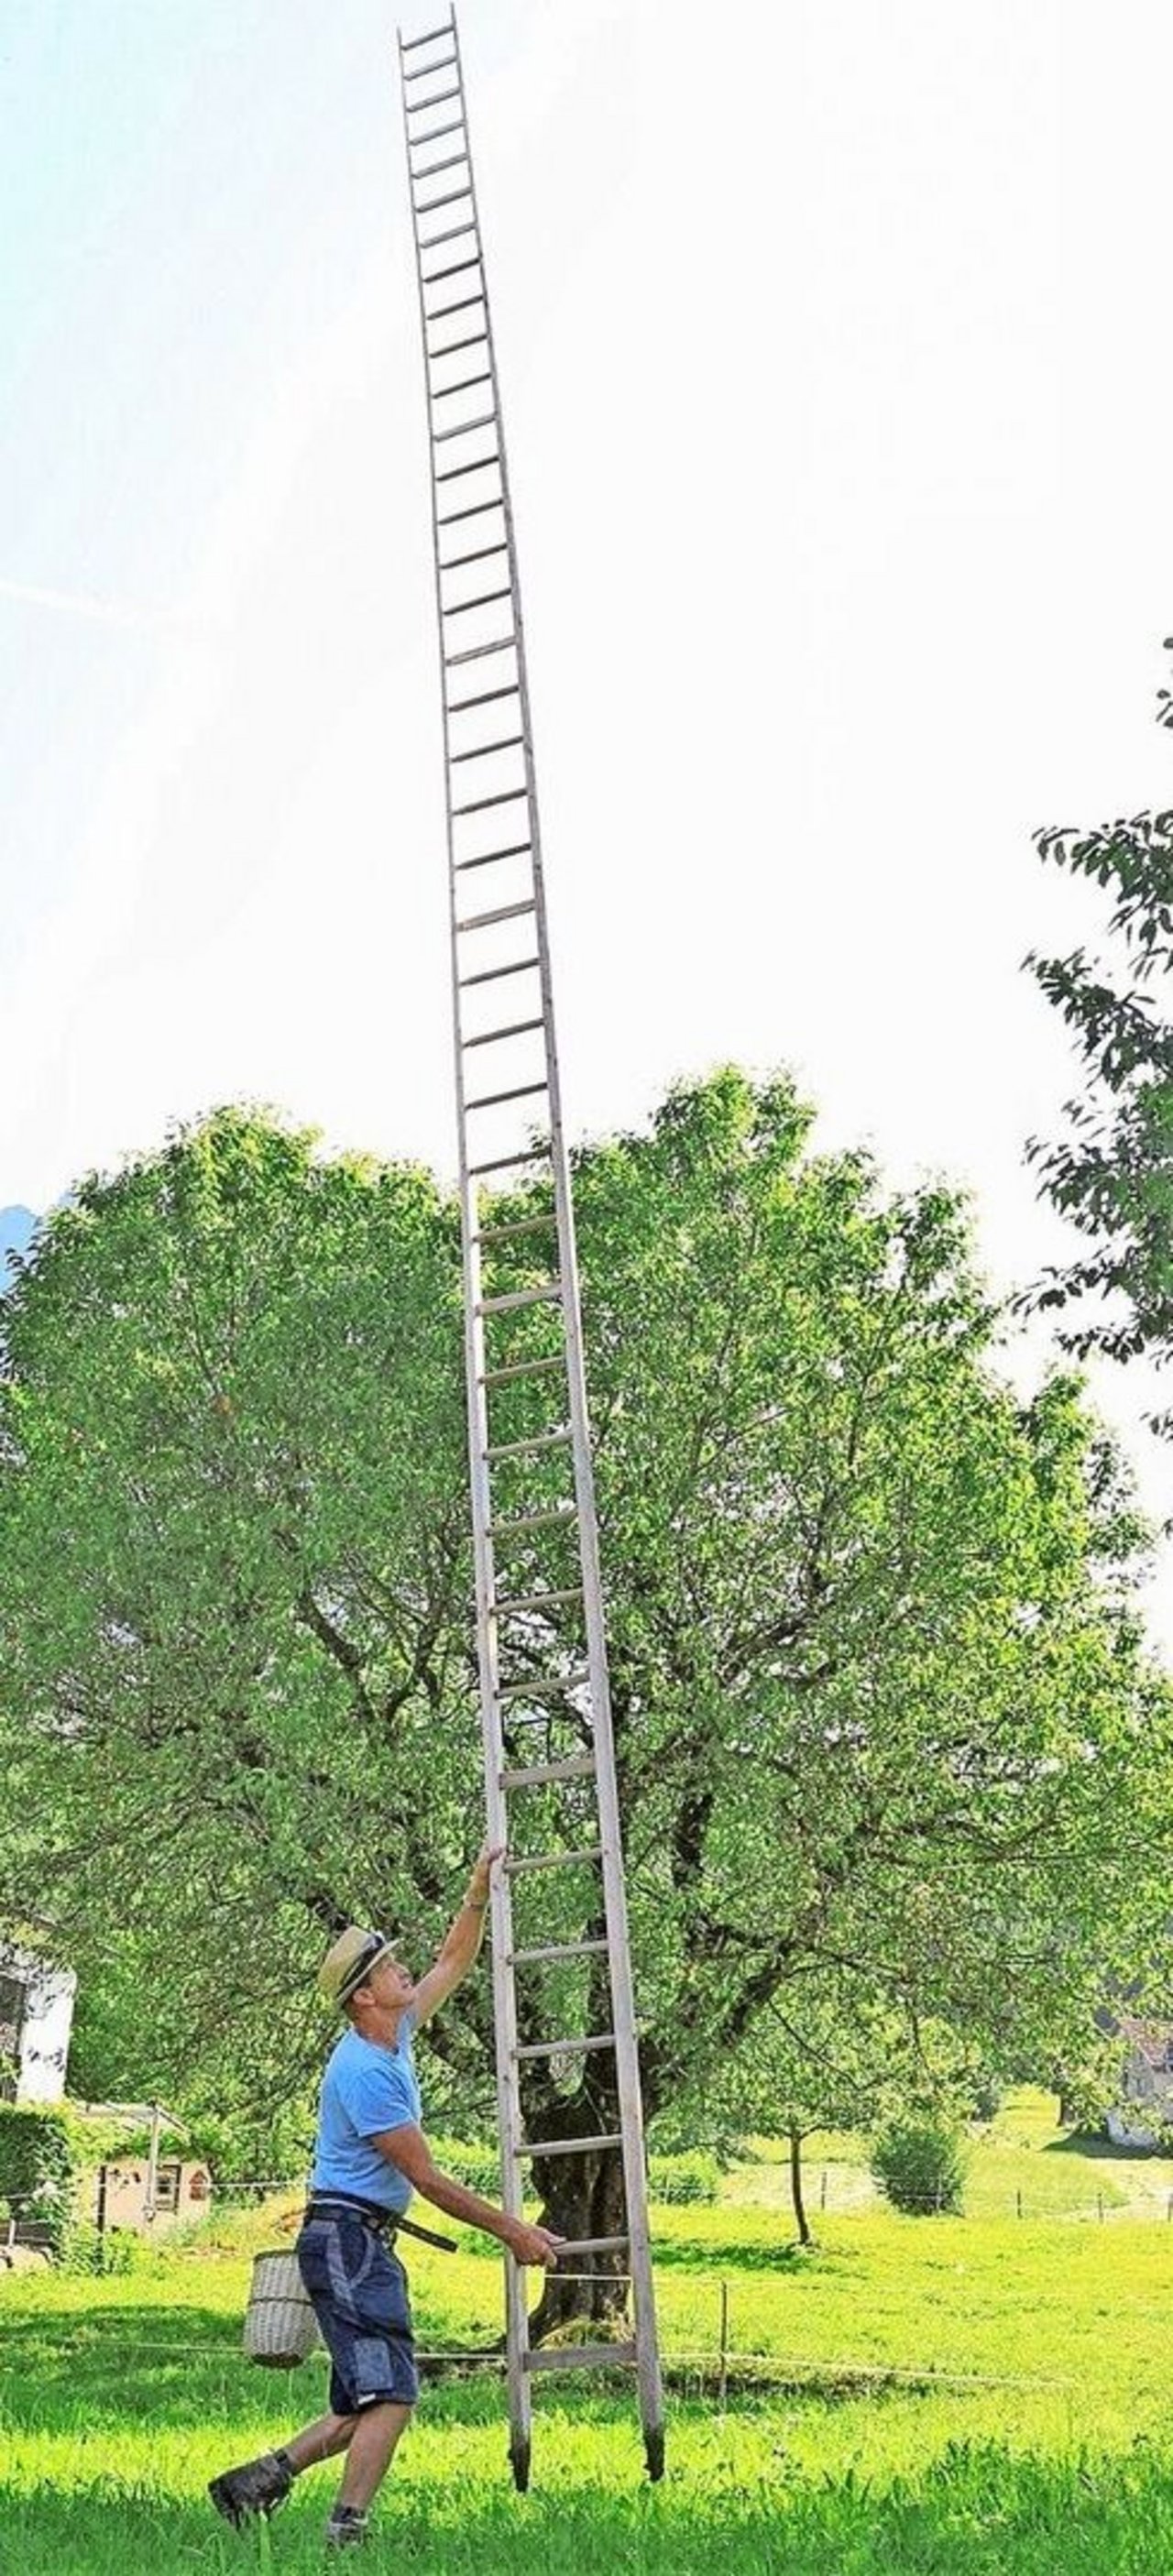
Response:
[0,2103,77,2254]
[60,2222,152,2277]
[647,2151,719,2205]
[871,2117,967,2215]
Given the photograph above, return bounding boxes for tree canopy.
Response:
[1026,649,1173,1423]
[3,1074,1169,2321]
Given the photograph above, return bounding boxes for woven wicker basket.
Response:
[243,2248,321,2369]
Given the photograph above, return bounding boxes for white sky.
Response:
[2,0,1170,1642]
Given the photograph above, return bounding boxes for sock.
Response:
[328,2506,368,2527]
[271,2450,295,2479]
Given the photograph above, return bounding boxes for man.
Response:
[209,1843,560,2549]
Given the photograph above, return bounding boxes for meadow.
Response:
[2,2095,1172,2573]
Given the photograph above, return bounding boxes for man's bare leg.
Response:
[281,2410,356,2473]
[334,2401,412,2512]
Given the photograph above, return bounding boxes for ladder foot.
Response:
[643,2424,665,2484]
[510,2432,532,2494]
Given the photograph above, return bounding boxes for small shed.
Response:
[90,2156,214,2236]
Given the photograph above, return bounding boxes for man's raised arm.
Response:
[411,1842,501,2024]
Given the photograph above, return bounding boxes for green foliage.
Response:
[646,2151,719,2204]
[0,2105,77,2253]
[1026,648,1173,1423]
[872,2116,968,2216]
[427,2136,500,2197]
[1,1078,1170,2277]
[58,2224,150,2278]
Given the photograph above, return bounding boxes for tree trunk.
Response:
[526,2142,630,2339]
[788,2121,811,2247]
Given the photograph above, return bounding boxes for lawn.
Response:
[2,2096,1172,2572]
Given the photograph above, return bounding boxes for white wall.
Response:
[0,1948,76,2105]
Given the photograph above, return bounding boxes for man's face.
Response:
[366,1951,414,2011]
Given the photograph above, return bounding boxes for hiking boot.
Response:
[208,2450,293,2527]
[324,2506,369,2549]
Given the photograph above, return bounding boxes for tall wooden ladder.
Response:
[397,6,664,2494]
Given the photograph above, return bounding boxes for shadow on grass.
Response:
[2,2435,1173,2574]
[652,2231,853,2275]
[0,2299,280,2433]
[1042,2128,1168,2165]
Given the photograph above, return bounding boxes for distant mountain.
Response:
[0,1206,36,1277]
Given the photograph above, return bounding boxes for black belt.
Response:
[303,2194,456,2254]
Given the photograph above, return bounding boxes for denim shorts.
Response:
[296,2209,419,2415]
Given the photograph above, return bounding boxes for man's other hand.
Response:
[506,2218,563,2268]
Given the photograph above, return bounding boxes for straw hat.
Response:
[317,1925,395,2011]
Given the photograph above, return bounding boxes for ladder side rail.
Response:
[398,21,533,2490]
[449,12,664,2474]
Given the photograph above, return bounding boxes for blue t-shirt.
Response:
[311,2013,422,2215]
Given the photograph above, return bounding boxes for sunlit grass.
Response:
[4,2095,1173,2570]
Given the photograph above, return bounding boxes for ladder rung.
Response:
[483,1354,562,1389]
[411,128,466,164]
[400,20,455,52]
[481,1353,561,1389]
[478,1280,561,1312]
[450,725,521,758]
[496,1665,586,1695]
[429,303,487,345]
[432,369,493,401]
[515,2132,620,2158]
[448,681,517,714]
[436,455,501,487]
[414,182,473,214]
[461,1008,543,1039]
[441,532,505,574]
[428,291,487,332]
[496,1584,581,1615]
[513,2032,616,2061]
[491,1506,575,1540]
[424,253,483,286]
[430,329,488,364]
[466,1081,548,1115]
[487,1428,572,1462]
[453,785,526,817]
[444,589,513,620]
[505,1846,602,1875]
[468,1145,549,1177]
[477,1214,556,1247]
[501,1752,595,1788]
[456,898,535,933]
[439,508,505,540]
[407,82,461,112]
[454,841,532,874]
[548,2234,630,2255]
[525,2341,637,2373]
[444,633,515,663]
[413,149,469,180]
[510,1938,609,1967]
[419,218,478,252]
[403,49,457,81]
[433,410,496,445]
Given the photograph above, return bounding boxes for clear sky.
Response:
[2,0,1170,1641]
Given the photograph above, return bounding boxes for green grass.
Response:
[728,2087,1173,2221]
[4,2094,1173,2571]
